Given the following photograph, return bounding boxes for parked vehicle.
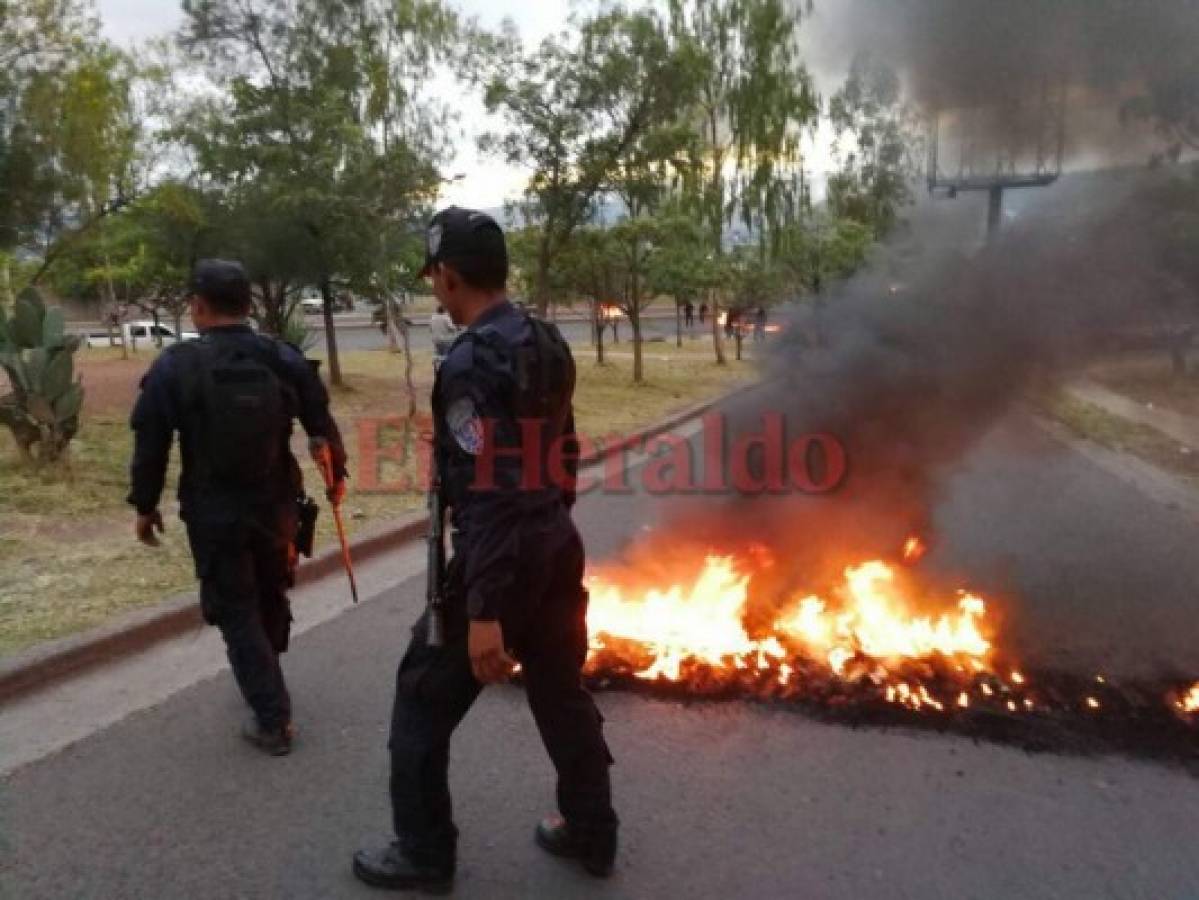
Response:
[82,321,199,349]
[300,292,357,315]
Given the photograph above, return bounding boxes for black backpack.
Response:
[176,336,295,489]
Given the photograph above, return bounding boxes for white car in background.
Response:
[83,321,199,349]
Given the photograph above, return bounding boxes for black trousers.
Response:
[388,524,616,867]
[187,512,295,731]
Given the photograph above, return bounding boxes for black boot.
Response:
[352,842,454,894]
[240,717,293,757]
[535,816,617,878]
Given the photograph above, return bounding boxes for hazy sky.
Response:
[97,0,576,210]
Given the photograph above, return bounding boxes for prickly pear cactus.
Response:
[0,287,85,464]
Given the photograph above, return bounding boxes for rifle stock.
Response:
[426,474,447,648]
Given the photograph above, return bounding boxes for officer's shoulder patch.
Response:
[446,397,484,455]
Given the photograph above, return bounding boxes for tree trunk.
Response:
[630,263,643,383]
[102,250,127,359]
[676,301,683,348]
[320,277,344,387]
[630,308,643,383]
[593,300,605,365]
[535,235,553,318]
[383,294,399,353]
[1168,331,1193,376]
[152,308,163,349]
[398,301,416,420]
[711,295,726,365]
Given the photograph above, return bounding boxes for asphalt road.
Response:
[327,316,689,352]
[3,408,1199,898]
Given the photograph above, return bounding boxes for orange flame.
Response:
[585,541,996,697]
[1178,683,1199,714]
[902,536,927,563]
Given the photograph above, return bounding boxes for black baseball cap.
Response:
[418,206,508,278]
[190,259,252,311]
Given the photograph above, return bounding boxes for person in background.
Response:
[429,304,460,370]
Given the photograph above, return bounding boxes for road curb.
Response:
[0,380,756,707]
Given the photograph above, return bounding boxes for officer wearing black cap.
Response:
[353,208,619,891]
[128,259,348,756]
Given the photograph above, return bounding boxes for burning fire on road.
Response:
[582,538,1199,765]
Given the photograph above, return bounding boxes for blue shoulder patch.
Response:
[446,396,484,455]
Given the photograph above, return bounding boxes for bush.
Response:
[0,287,86,465]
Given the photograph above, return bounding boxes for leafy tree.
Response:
[667,0,818,363]
[556,227,619,365]
[481,6,695,317]
[179,0,451,385]
[48,181,211,351]
[827,54,921,240]
[1141,164,1199,374]
[775,214,873,296]
[645,212,718,347]
[1116,3,1199,162]
[0,0,100,252]
[1,8,141,288]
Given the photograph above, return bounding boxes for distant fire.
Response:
[1177,683,1199,714]
[715,310,782,335]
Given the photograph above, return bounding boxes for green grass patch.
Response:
[0,342,751,656]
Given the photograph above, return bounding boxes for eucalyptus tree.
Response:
[667,0,819,363]
[827,54,921,240]
[481,6,696,317]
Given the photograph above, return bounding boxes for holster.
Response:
[295,494,319,558]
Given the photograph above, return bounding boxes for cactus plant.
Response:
[0,287,85,464]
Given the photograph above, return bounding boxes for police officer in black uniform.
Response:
[128,259,347,756]
[353,209,619,891]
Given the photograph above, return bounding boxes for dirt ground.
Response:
[1088,351,1199,419]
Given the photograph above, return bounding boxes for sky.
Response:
[97,0,1151,219]
[97,0,578,210]
[98,0,849,213]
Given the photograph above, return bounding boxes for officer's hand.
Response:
[135,511,164,547]
[468,620,516,684]
[327,477,347,505]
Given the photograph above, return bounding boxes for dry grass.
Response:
[0,341,752,655]
[1088,353,1199,420]
[1040,390,1199,491]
